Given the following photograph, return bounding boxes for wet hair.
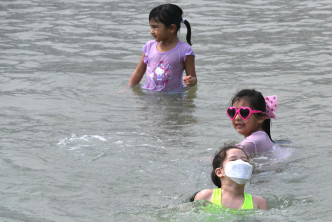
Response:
[149,4,192,45]
[230,89,273,142]
[189,191,199,202]
[211,145,248,188]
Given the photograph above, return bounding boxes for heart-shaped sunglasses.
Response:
[227,107,262,121]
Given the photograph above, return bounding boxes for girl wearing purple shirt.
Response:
[226,89,278,155]
[128,4,197,91]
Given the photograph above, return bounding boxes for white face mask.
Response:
[224,159,253,184]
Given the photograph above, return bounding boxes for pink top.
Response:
[237,131,274,155]
[141,40,195,91]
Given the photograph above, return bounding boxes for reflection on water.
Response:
[134,86,197,131]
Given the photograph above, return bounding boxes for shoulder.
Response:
[178,40,190,47]
[250,131,274,148]
[252,194,269,210]
[142,40,158,57]
[238,131,274,154]
[193,189,214,202]
[142,40,157,50]
[178,40,195,54]
[244,131,272,145]
[237,140,256,154]
[247,131,268,139]
[145,40,157,45]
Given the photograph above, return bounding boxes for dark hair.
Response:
[149,4,192,45]
[231,89,273,142]
[189,191,199,202]
[211,145,248,188]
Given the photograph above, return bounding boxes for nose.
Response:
[234,113,242,121]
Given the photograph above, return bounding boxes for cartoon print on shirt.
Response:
[148,59,172,86]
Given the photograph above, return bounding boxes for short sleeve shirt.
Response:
[237,131,275,155]
[141,40,195,91]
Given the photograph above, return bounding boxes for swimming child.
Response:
[193,145,268,210]
[227,89,278,155]
[128,4,197,91]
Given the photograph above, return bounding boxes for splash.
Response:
[57,134,107,150]
[252,141,293,172]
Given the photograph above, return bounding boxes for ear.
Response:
[215,168,224,178]
[169,24,177,33]
[257,112,266,124]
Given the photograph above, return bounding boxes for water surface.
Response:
[1,0,331,221]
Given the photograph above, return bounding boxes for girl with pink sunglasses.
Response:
[227,89,277,155]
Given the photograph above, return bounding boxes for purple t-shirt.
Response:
[141,40,195,91]
[237,131,274,155]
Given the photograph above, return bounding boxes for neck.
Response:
[161,35,179,45]
[220,180,246,209]
[244,126,263,138]
[221,181,245,197]
[157,36,179,52]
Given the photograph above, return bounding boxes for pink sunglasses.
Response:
[227,107,262,121]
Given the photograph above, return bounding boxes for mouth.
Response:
[235,122,245,129]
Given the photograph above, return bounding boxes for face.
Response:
[222,148,249,168]
[231,99,265,138]
[216,148,249,178]
[149,19,172,42]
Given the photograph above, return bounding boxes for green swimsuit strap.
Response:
[211,188,222,206]
[242,192,254,209]
[211,188,254,209]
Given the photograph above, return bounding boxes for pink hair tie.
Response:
[265,95,277,119]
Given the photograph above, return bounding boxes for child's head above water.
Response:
[227,89,277,141]
[149,4,192,45]
[211,145,250,188]
[192,144,268,210]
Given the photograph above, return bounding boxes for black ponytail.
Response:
[262,119,273,142]
[183,19,192,45]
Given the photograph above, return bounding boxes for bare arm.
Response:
[194,189,213,202]
[183,55,197,87]
[252,195,269,210]
[128,53,147,87]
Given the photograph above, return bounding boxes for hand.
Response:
[118,86,130,94]
[183,75,197,87]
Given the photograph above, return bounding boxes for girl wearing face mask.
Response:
[192,145,268,210]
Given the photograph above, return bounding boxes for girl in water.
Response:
[227,89,277,155]
[193,145,268,210]
[128,4,197,91]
